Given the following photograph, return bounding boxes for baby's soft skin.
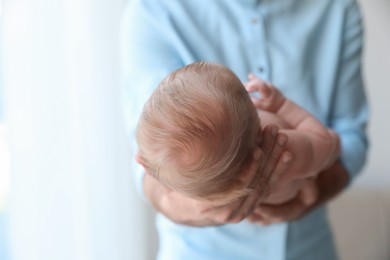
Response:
[245,75,340,205]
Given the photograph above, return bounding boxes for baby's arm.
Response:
[245,75,340,172]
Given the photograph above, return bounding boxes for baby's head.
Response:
[136,62,260,203]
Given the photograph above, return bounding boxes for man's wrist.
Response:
[312,160,349,208]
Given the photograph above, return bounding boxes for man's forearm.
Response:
[312,160,349,208]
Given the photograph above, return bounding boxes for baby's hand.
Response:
[244,74,285,112]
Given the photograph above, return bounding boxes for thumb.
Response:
[299,179,318,206]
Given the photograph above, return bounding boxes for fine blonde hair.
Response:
[136,62,260,202]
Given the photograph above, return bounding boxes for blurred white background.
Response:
[0,0,388,260]
[1,0,151,259]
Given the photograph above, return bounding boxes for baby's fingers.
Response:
[245,75,271,95]
[250,96,270,111]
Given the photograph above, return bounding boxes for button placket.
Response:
[250,10,269,81]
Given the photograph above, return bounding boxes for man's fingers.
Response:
[232,126,289,219]
[259,124,279,164]
[227,148,264,222]
[228,189,261,223]
[213,125,292,224]
[247,212,265,223]
[209,140,280,224]
[268,151,293,185]
[299,179,318,206]
[229,133,283,221]
[212,206,239,224]
[207,147,264,224]
[258,129,288,187]
[232,129,278,218]
[236,147,263,185]
[254,198,303,221]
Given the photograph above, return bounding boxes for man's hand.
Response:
[222,125,293,223]
[247,178,318,225]
[247,161,349,225]
[142,124,293,226]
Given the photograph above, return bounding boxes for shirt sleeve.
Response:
[330,0,369,185]
[121,0,183,199]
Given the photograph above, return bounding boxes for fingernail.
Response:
[278,135,287,146]
[282,154,292,163]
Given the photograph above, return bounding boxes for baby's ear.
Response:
[134,151,142,164]
[135,152,156,177]
[135,151,148,168]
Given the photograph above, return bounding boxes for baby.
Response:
[136,62,340,205]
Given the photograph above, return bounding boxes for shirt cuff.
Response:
[339,134,368,186]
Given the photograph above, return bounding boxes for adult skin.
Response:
[248,161,349,225]
[142,124,293,226]
[142,128,349,227]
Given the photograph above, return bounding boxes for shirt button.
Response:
[258,66,265,73]
[250,18,258,24]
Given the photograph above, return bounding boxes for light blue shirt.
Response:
[122,0,368,259]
